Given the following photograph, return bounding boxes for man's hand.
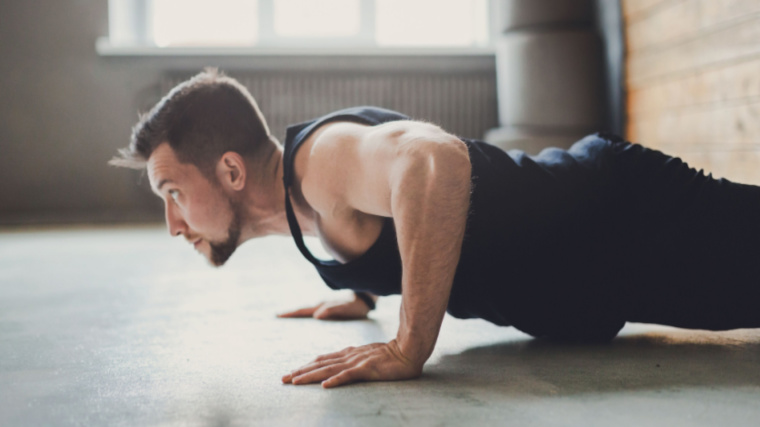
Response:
[276,296,370,320]
[281,339,422,388]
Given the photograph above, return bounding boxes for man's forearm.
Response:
[390,139,472,365]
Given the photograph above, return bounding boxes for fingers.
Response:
[281,357,347,384]
[282,346,359,384]
[314,301,368,320]
[279,298,369,320]
[291,363,351,385]
[282,342,422,389]
[322,367,365,388]
[314,305,339,319]
[283,357,370,388]
[276,305,320,318]
[314,345,367,362]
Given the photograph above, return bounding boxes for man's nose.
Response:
[165,203,188,237]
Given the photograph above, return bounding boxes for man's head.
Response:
[111,69,279,266]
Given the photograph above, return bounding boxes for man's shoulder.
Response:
[297,122,363,215]
[301,120,405,218]
[307,119,467,172]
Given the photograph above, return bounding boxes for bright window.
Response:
[273,0,361,38]
[376,0,488,47]
[152,0,259,47]
[107,0,490,49]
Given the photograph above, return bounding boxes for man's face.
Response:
[147,144,242,267]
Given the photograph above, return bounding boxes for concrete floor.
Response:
[1,226,760,427]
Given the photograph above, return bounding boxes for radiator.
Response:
[162,70,498,142]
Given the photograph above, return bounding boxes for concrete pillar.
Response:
[486,0,605,154]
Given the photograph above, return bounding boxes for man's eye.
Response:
[168,190,179,202]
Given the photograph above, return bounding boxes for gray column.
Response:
[485,0,605,154]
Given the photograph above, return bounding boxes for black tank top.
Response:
[283,106,625,330]
[282,107,405,296]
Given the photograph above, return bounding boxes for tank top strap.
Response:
[283,186,323,264]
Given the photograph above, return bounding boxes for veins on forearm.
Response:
[391,142,471,364]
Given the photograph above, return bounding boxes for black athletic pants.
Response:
[513,134,760,342]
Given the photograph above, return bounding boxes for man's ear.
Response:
[216,152,247,191]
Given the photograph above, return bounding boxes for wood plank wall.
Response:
[623,0,760,184]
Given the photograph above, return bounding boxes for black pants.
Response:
[611,136,760,330]
[512,134,760,342]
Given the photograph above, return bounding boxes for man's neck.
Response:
[238,147,317,241]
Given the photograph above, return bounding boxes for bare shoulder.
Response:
[298,122,365,212]
[315,118,464,147]
[310,120,467,171]
[301,120,469,216]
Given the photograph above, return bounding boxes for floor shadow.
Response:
[275,329,760,425]
[421,329,760,396]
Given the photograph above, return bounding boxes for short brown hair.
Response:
[110,68,277,180]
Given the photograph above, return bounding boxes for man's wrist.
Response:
[396,329,435,366]
[354,291,376,310]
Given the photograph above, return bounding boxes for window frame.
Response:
[99,0,494,56]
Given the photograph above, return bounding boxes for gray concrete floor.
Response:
[1,226,760,427]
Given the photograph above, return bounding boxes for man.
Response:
[111,69,760,389]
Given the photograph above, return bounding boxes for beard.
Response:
[207,200,243,267]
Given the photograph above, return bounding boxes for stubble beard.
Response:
[208,200,243,267]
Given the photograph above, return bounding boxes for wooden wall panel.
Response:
[628,15,760,86]
[626,0,699,53]
[628,57,760,115]
[628,100,760,147]
[627,0,760,54]
[623,0,760,184]
[622,0,673,21]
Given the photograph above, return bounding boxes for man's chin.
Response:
[207,243,239,267]
[205,205,243,267]
[192,245,229,268]
[207,254,230,268]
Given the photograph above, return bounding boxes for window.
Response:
[104,0,490,52]
[152,0,260,47]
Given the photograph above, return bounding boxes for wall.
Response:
[0,1,496,225]
[624,0,760,184]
